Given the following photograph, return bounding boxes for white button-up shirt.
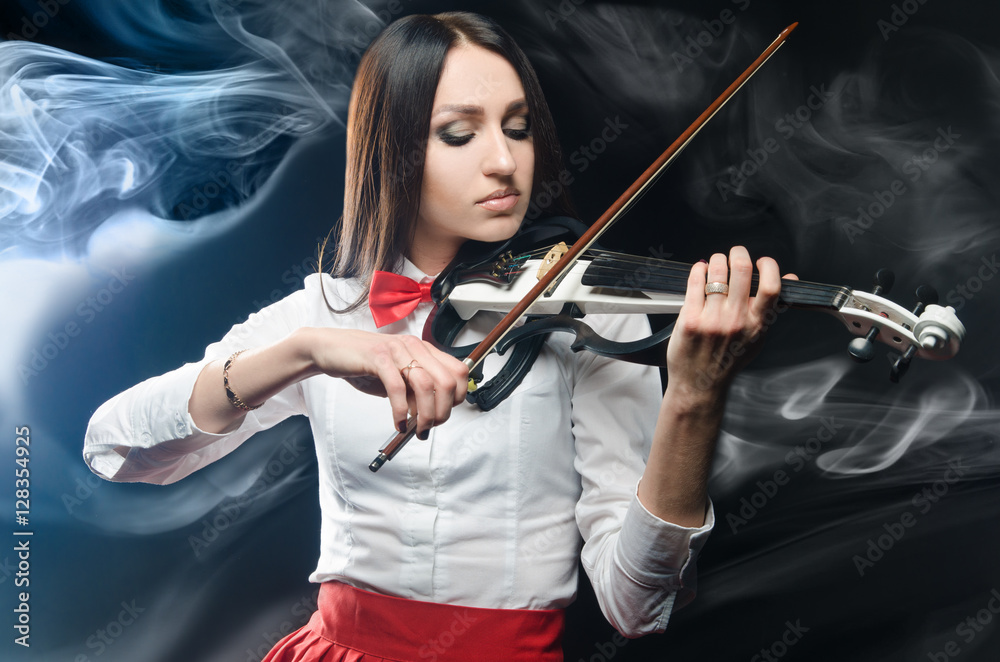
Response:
[84,261,713,636]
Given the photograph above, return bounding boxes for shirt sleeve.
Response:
[83,285,315,485]
[571,312,714,638]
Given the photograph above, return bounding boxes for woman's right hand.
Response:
[302,327,469,437]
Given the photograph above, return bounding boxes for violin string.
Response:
[501,246,846,306]
[582,258,839,295]
[581,248,844,301]
[586,248,840,292]
[517,245,838,301]
[582,269,838,306]
[504,249,839,305]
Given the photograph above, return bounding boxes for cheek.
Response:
[517,142,535,173]
[420,149,449,210]
[519,146,535,191]
[423,145,467,202]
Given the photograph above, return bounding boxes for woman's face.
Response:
[411,44,535,272]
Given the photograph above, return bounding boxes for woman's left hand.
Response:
[665,246,797,401]
[640,246,796,526]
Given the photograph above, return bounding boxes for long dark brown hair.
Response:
[319,11,574,312]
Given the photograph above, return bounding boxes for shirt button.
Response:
[139,431,153,446]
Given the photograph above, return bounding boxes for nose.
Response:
[481,128,517,177]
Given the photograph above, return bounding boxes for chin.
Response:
[478,214,524,242]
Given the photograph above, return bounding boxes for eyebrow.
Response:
[433,99,528,118]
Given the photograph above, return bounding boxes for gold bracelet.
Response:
[223,350,262,411]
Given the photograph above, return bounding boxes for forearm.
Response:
[637,248,787,525]
[189,327,320,434]
[637,383,725,528]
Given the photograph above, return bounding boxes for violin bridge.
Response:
[537,242,569,281]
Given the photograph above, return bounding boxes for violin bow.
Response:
[370,22,800,472]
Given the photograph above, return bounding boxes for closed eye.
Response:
[438,131,474,146]
[504,114,530,141]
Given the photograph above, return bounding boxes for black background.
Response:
[2,1,1000,661]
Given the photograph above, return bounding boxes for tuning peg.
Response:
[848,327,879,362]
[872,268,894,297]
[889,345,918,382]
[911,284,939,316]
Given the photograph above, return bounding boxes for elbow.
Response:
[82,444,132,483]
[592,571,696,638]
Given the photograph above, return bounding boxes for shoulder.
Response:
[301,271,363,309]
[234,272,366,332]
[288,272,373,328]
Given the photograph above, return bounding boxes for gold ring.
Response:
[401,359,422,378]
[705,282,730,296]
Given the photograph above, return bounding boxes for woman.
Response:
[84,11,788,661]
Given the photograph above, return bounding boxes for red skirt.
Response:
[261,582,565,662]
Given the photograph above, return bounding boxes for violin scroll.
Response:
[912,304,965,356]
[838,271,965,381]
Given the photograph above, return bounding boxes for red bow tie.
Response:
[368,270,434,328]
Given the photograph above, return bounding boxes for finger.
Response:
[402,362,439,436]
[373,347,411,432]
[403,341,463,427]
[704,252,729,310]
[434,349,471,406]
[414,341,469,409]
[683,260,709,321]
[751,256,782,319]
[386,341,437,432]
[726,246,753,319]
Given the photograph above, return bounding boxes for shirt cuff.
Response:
[616,490,715,590]
[84,359,248,481]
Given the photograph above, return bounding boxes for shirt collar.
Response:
[399,256,436,282]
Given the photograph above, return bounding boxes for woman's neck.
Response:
[407,234,462,277]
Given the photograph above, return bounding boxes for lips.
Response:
[476,188,520,212]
